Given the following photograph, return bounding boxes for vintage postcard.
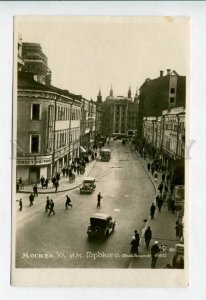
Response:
[12,16,189,287]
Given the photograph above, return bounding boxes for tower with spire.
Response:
[97,88,102,104]
[134,88,139,103]
[110,85,114,97]
[128,86,132,99]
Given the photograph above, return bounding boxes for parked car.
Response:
[80,177,96,194]
[87,213,116,238]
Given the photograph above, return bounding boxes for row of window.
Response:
[30,127,80,154]
[31,103,81,121]
[55,127,80,149]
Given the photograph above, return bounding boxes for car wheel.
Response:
[105,229,110,237]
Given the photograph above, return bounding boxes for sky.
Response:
[16,16,190,101]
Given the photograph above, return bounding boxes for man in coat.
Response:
[48,199,56,216]
[151,241,160,268]
[29,192,34,207]
[65,195,73,209]
[150,203,156,219]
[144,226,152,249]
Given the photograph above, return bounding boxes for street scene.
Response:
[14,17,187,270]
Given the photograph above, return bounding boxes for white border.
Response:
[0,1,206,299]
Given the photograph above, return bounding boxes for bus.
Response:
[101,148,111,162]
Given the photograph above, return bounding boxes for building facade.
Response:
[143,106,185,180]
[102,87,138,137]
[16,72,82,184]
[138,69,186,140]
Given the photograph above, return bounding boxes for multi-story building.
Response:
[138,69,186,139]
[142,106,185,181]
[16,71,82,184]
[102,87,138,137]
[22,42,52,85]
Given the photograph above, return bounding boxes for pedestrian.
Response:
[72,173,76,182]
[97,192,103,208]
[16,180,20,193]
[33,184,38,197]
[144,226,152,249]
[94,152,97,159]
[151,241,160,268]
[157,195,163,212]
[56,172,60,181]
[162,173,166,182]
[154,171,158,182]
[151,163,155,175]
[29,192,34,207]
[150,203,156,219]
[55,180,59,192]
[19,177,24,190]
[52,176,56,187]
[147,163,151,172]
[45,178,49,189]
[171,198,175,214]
[40,175,45,188]
[48,199,56,216]
[158,182,163,194]
[77,165,80,175]
[62,167,66,177]
[166,173,171,185]
[130,236,138,256]
[19,198,23,211]
[134,230,140,254]
[167,194,172,211]
[175,222,180,237]
[45,196,50,213]
[65,195,73,209]
[172,253,184,269]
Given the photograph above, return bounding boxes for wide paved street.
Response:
[16,140,155,268]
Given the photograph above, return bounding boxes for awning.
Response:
[80,146,87,153]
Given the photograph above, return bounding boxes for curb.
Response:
[17,159,98,195]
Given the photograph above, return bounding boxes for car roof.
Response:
[83,177,95,181]
[91,213,112,220]
[101,148,111,152]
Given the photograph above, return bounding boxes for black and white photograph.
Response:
[12,15,189,287]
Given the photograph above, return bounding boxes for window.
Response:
[170,97,175,104]
[170,88,175,94]
[31,134,40,153]
[32,104,40,120]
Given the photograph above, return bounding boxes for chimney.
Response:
[167,69,171,75]
[160,70,163,77]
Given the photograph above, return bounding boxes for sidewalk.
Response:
[15,157,99,223]
[130,153,179,268]
[16,156,99,195]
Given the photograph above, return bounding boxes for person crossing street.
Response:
[97,192,103,208]
[48,199,56,216]
[45,196,50,213]
[65,195,73,209]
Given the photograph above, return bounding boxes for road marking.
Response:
[124,195,129,197]
[113,208,120,212]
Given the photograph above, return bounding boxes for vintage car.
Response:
[87,213,116,238]
[80,177,96,194]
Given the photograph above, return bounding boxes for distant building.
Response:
[138,69,186,139]
[102,86,138,137]
[22,42,52,85]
